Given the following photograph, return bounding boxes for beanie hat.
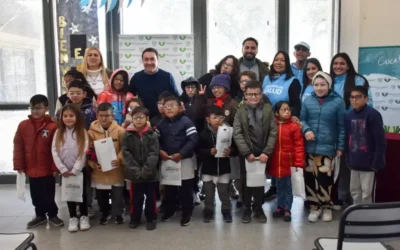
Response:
[312,71,332,89]
[210,73,231,92]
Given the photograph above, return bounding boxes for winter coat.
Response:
[238,57,270,82]
[207,95,238,126]
[87,120,125,185]
[300,91,346,157]
[122,124,159,183]
[268,118,305,178]
[56,98,97,130]
[13,115,58,177]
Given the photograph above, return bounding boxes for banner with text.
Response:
[118,35,195,95]
[359,46,400,134]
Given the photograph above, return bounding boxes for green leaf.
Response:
[124,66,132,70]
[179,36,186,40]
[125,54,132,58]
[145,36,152,40]
[179,48,186,52]
[179,59,186,64]
[124,42,132,46]
[180,71,186,76]
[159,53,166,58]
[384,125,391,132]
[158,41,166,46]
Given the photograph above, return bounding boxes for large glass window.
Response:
[289,0,339,71]
[121,0,193,35]
[207,0,277,71]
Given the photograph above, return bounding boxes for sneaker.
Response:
[88,206,95,218]
[222,211,233,223]
[99,214,110,225]
[332,200,344,211]
[322,209,333,222]
[146,220,157,231]
[115,215,124,224]
[236,201,244,209]
[272,207,284,218]
[27,216,47,228]
[308,209,322,223]
[129,218,140,229]
[79,216,90,231]
[193,193,201,206]
[161,212,175,222]
[241,208,252,223]
[48,216,64,227]
[180,215,192,226]
[203,210,213,223]
[254,208,267,223]
[283,211,291,222]
[229,182,240,200]
[264,186,277,201]
[68,217,79,232]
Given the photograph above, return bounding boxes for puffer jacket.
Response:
[97,69,135,125]
[13,115,58,177]
[207,95,238,126]
[300,91,346,157]
[268,118,305,178]
[122,124,159,183]
[87,120,125,185]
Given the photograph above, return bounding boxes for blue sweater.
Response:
[129,69,179,117]
[300,91,346,157]
[345,105,386,171]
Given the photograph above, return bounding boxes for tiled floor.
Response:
[1,184,399,250]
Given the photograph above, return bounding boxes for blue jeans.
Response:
[276,176,293,211]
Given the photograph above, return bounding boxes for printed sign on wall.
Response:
[359,46,400,134]
[118,35,195,95]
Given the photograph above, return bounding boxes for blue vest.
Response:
[301,85,314,102]
[262,74,296,106]
[333,74,373,109]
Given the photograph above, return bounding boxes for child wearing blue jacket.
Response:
[300,71,345,223]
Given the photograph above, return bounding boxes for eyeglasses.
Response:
[350,95,365,101]
[222,62,233,68]
[164,104,179,109]
[29,106,45,111]
[210,115,225,121]
[280,107,292,112]
[245,93,262,98]
[239,79,250,84]
[185,85,197,90]
[132,115,146,121]
[99,114,113,119]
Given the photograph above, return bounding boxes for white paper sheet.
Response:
[291,167,306,199]
[181,156,196,180]
[161,160,182,186]
[94,137,117,172]
[245,160,266,187]
[215,126,233,158]
[16,172,26,202]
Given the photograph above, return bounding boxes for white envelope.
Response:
[94,137,117,172]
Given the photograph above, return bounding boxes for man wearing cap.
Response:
[291,42,311,84]
[239,37,270,81]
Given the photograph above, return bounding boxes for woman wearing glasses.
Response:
[199,55,240,99]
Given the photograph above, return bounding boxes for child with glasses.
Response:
[122,98,144,129]
[345,86,386,205]
[235,71,257,104]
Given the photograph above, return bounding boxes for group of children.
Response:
[13,66,385,233]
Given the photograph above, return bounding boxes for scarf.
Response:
[214,93,229,108]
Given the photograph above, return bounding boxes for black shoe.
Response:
[180,215,192,226]
[48,216,64,227]
[199,192,206,201]
[146,220,157,231]
[283,211,292,222]
[203,210,213,223]
[161,212,175,222]
[222,211,233,223]
[27,216,47,228]
[241,208,252,223]
[158,203,165,213]
[236,201,244,209]
[99,214,110,225]
[229,182,240,200]
[272,207,284,218]
[254,208,267,223]
[129,219,140,229]
[264,187,277,201]
[115,215,124,224]
[304,200,311,210]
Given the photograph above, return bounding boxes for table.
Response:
[0,233,37,250]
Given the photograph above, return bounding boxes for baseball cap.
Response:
[294,42,310,51]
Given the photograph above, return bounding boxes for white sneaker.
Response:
[88,207,95,218]
[68,217,79,232]
[322,209,333,222]
[308,209,322,223]
[79,216,91,231]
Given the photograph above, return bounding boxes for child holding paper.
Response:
[268,101,304,222]
[52,104,90,232]
[233,81,277,223]
[157,96,198,226]
[87,102,126,225]
[197,106,237,223]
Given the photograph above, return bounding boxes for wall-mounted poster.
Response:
[359,46,400,134]
[118,35,195,95]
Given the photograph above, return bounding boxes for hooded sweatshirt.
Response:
[97,69,135,125]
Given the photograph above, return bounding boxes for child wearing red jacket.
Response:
[268,101,304,222]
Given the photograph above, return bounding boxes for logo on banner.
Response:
[179,59,186,64]
[159,41,166,46]
[179,36,186,40]
[179,48,186,52]
[125,53,132,58]
[396,100,400,104]
[124,66,132,70]
[125,42,132,46]
[159,53,166,58]
[382,93,389,97]
[180,71,186,76]
[145,36,152,40]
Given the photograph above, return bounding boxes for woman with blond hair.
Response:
[79,47,112,96]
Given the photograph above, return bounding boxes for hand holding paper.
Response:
[94,137,117,172]
[215,126,233,158]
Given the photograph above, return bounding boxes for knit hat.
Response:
[312,71,332,89]
[210,73,231,92]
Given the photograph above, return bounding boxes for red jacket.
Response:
[268,118,305,178]
[13,115,58,178]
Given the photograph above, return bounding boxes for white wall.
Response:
[340,0,400,70]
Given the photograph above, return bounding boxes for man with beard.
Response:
[239,37,269,81]
[291,42,311,84]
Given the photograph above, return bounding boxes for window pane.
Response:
[0,0,47,104]
[207,0,277,71]
[121,0,192,35]
[289,0,338,71]
[0,110,30,173]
